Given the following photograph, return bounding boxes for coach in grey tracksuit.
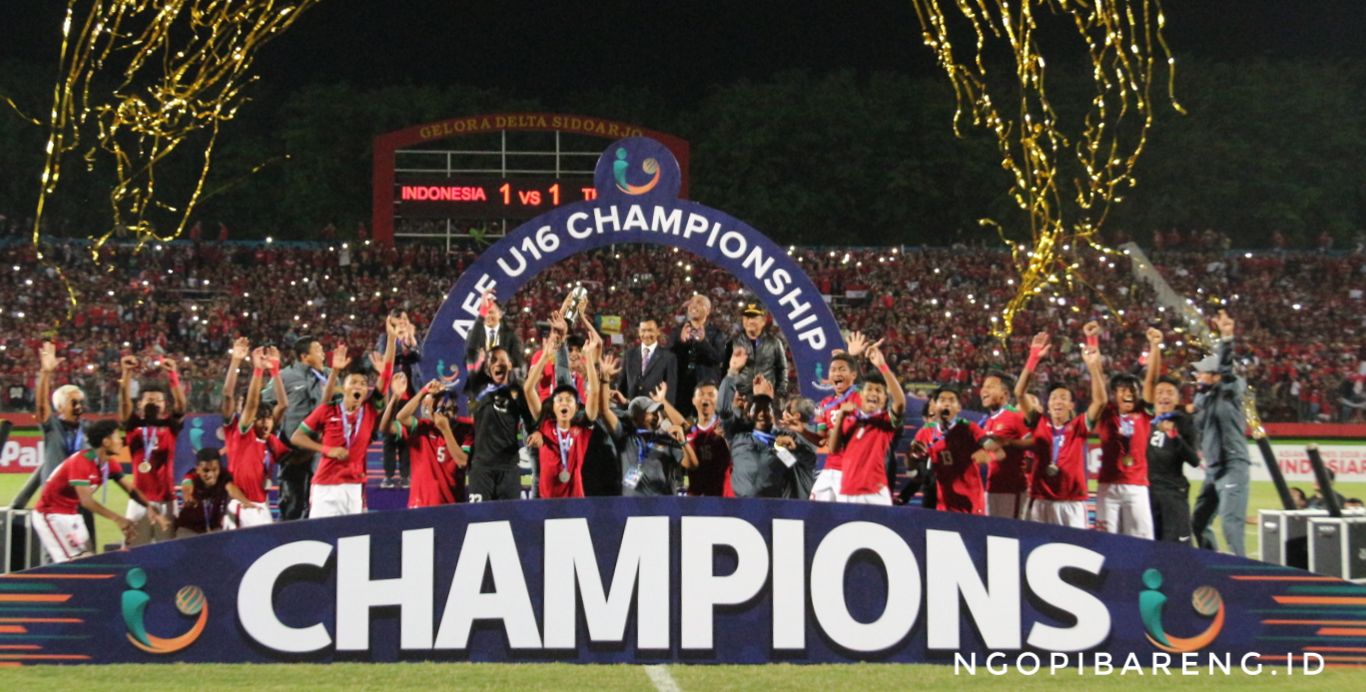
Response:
[262,337,330,520]
[1190,311,1251,557]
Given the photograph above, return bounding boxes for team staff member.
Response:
[14,342,95,542]
[719,372,816,498]
[830,343,907,505]
[32,421,158,562]
[727,303,788,398]
[262,334,332,520]
[616,317,678,406]
[671,294,729,418]
[464,289,524,372]
[599,355,697,497]
[118,355,184,546]
[1191,310,1252,556]
[979,369,1032,519]
[1015,332,1105,528]
[224,346,289,527]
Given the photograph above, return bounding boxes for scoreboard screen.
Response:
[395,177,596,219]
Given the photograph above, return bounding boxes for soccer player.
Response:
[806,331,872,501]
[1142,327,1200,544]
[32,420,159,562]
[223,346,288,528]
[391,375,469,508]
[174,449,256,537]
[683,378,733,497]
[523,322,604,498]
[719,372,817,498]
[1015,332,1106,528]
[291,317,399,517]
[599,355,697,497]
[1090,320,1156,539]
[979,369,1033,519]
[464,328,537,502]
[118,354,184,546]
[906,386,1002,514]
[829,343,906,505]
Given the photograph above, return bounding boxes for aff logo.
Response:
[1138,567,1225,653]
[611,146,661,195]
[121,567,209,654]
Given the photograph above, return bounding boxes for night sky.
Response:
[2,1,1363,103]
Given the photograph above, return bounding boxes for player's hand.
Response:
[250,346,267,370]
[1083,321,1101,339]
[838,402,857,415]
[780,410,802,430]
[728,346,748,375]
[265,346,281,369]
[116,516,133,533]
[1146,327,1164,348]
[526,432,545,449]
[610,390,629,406]
[600,353,622,380]
[367,350,384,373]
[433,410,451,431]
[753,374,774,398]
[385,314,402,337]
[39,341,64,373]
[230,337,251,362]
[909,440,929,458]
[650,382,668,405]
[549,309,569,336]
[1029,332,1051,359]
[775,433,796,450]
[120,355,139,375]
[972,449,993,465]
[325,446,348,460]
[331,344,351,371]
[390,372,408,397]
[583,329,602,359]
[867,344,886,369]
[1214,309,1235,338]
[668,426,685,443]
[1081,347,1102,369]
[846,331,868,357]
[162,358,179,375]
[422,379,443,396]
[153,512,173,532]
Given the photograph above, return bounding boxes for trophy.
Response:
[563,285,589,325]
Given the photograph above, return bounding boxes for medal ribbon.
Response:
[340,404,363,450]
[555,426,573,471]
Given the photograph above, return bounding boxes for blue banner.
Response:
[422,137,845,399]
[10,498,1350,666]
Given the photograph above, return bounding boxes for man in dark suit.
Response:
[670,294,728,418]
[616,317,677,406]
[464,296,523,374]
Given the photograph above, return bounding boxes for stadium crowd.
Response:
[0,238,1361,423]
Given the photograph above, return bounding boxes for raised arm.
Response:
[828,403,855,453]
[598,352,622,433]
[380,372,411,438]
[1212,309,1238,382]
[652,382,688,432]
[35,342,64,421]
[322,344,349,404]
[222,337,250,418]
[1082,324,1108,426]
[265,347,287,423]
[396,378,434,433]
[1142,327,1163,404]
[118,355,138,421]
[164,358,187,416]
[867,344,905,417]
[1016,332,1050,423]
[432,409,469,468]
[237,347,267,430]
[582,325,602,423]
[523,328,561,422]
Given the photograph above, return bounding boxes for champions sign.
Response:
[421,137,844,400]
[6,498,1353,665]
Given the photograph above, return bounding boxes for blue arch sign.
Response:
[422,137,844,398]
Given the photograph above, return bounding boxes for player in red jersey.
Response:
[33,420,156,561]
[175,449,257,537]
[390,373,469,508]
[291,316,399,518]
[979,369,1034,519]
[118,354,185,546]
[1089,320,1157,538]
[523,313,605,499]
[1015,331,1107,528]
[682,379,732,496]
[830,342,906,504]
[806,331,875,501]
[906,386,1003,514]
[223,344,288,528]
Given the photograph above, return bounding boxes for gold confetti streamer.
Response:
[911,0,1183,339]
[23,0,321,314]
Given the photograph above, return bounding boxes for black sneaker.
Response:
[380,477,396,489]
[400,477,411,489]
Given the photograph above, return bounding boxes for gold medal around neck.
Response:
[558,471,571,484]
[1045,464,1060,477]
[138,461,152,474]
[1122,455,1135,467]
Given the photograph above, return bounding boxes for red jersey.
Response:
[224,418,288,503]
[536,419,593,499]
[36,451,119,515]
[921,419,988,515]
[838,410,897,495]
[404,419,461,507]
[300,399,381,485]
[982,407,1032,494]
[814,388,862,471]
[1095,403,1151,485]
[125,415,182,502]
[1029,415,1090,501]
[686,417,733,497]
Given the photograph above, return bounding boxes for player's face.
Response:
[139,391,166,418]
[342,374,369,406]
[693,385,718,417]
[568,346,584,373]
[488,350,512,383]
[1048,389,1075,420]
[637,320,659,346]
[862,383,888,412]
[742,314,764,337]
[484,303,503,327]
[1113,383,1138,413]
[61,392,86,419]
[104,429,128,457]
[935,392,961,420]
[552,391,578,423]
[195,460,221,486]
[253,412,275,437]
[979,376,1008,409]
[828,359,854,392]
[1153,382,1181,413]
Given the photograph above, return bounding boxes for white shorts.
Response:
[227,500,273,528]
[125,500,175,546]
[32,511,91,563]
[809,468,843,502]
[836,488,893,505]
[1028,499,1089,529]
[987,492,1028,520]
[1095,483,1154,539]
[309,483,365,518]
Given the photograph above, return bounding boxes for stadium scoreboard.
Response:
[395,177,596,219]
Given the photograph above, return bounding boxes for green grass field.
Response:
[2,475,1361,559]
[0,662,1359,689]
